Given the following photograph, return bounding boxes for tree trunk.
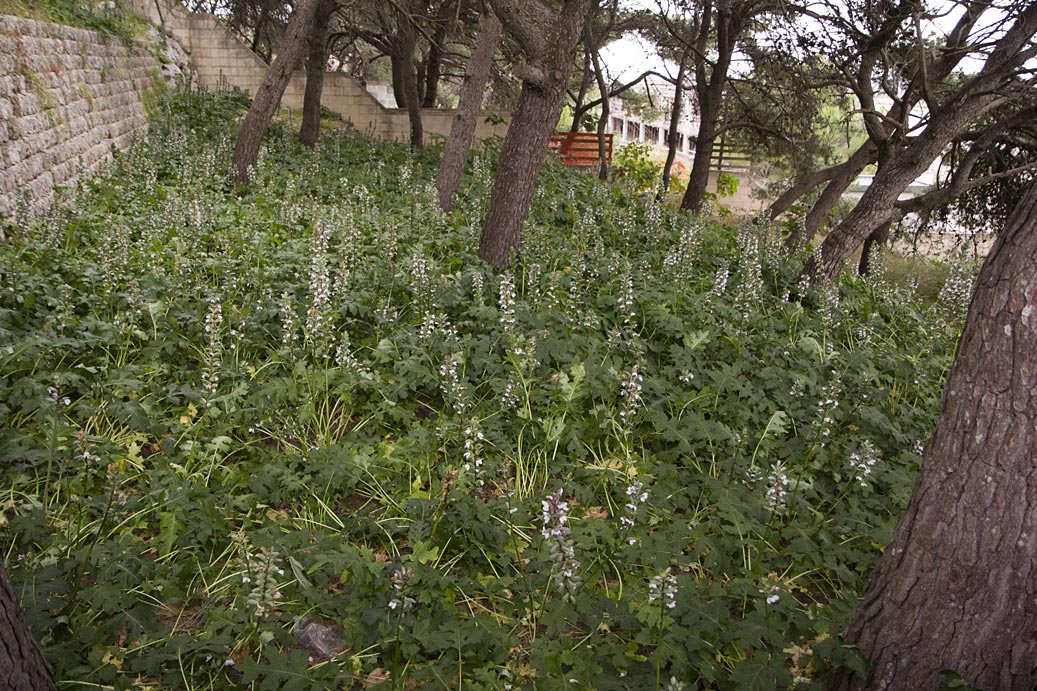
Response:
[659,56,687,197]
[0,561,58,691]
[828,179,1037,691]
[569,50,592,133]
[478,82,562,267]
[810,92,999,282]
[593,65,610,181]
[788,151,872,250]
[390,54,408,108]
[435,6,503,212]
[586,40,611,180]
[299,0,333,149]
[679,2,735,214]
[478,0,594,269]
[231,0,319,188]
[421,0,455,108]
[421,39,443,108]
[680,101,718,213]
[856,222,890,276]
[389,44,425,148]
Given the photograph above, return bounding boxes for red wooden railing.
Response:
[548,132,613,166]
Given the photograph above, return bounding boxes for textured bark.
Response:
[435,6,502,212]
[0,561,57,691]
[789,148,873,249]
[478,81,564,267]
[231,0,319,187]
[299,0,334,149]
[829,179,1037,691]
[478,0,594,268]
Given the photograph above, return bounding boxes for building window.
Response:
[626,121,640,141]
[677,133,685,151]
[611,117,623,134]
[645,125,660,144]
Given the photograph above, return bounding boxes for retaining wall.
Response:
[126,0,509,144]
[0,15,170,220]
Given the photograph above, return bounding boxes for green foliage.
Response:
[715,172,739,198]
[611,142,660,194]
[0,85,969,689]
[0,0,144,37]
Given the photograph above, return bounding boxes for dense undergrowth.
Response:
[0,87,973,690]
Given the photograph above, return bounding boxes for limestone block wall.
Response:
[127,0,509,144]
[0,15,167,220]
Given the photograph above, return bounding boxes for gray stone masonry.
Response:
[0,14,181,221]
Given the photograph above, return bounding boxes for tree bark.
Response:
[435,6,503,212]
[810,90,1001,282]
[569,50,593,133]
[660,56,687,197]
[592,49,611,181]
[679,3,737,214]
[584,1,616,181]
[855,221,890,276]
[478,80,566,267]
[299,0,334,149]
[231,0,319,188]
[787,148,872,250]
[390,53,409,108]
[395,6,426,149]
[806,3,1037,281]
[0,561,58,691]
[477,0,595,268]
[421,35,444,108]
[828,178,1037,691]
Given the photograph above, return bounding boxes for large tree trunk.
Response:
[231,0,319,188]
[299,0,333,149]
[828,179,1037,691]
[390,54,409,108]
[435,6,503,212]
[477,0,594,269]
[680,101,718,213]
[478,82,563,267]
[1,561,57,691]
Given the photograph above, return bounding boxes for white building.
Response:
[607,95,699,170]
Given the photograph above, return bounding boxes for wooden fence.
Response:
[548,132,613,166]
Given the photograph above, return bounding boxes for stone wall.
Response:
[126,0,509,144]
[0,15,170,220]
